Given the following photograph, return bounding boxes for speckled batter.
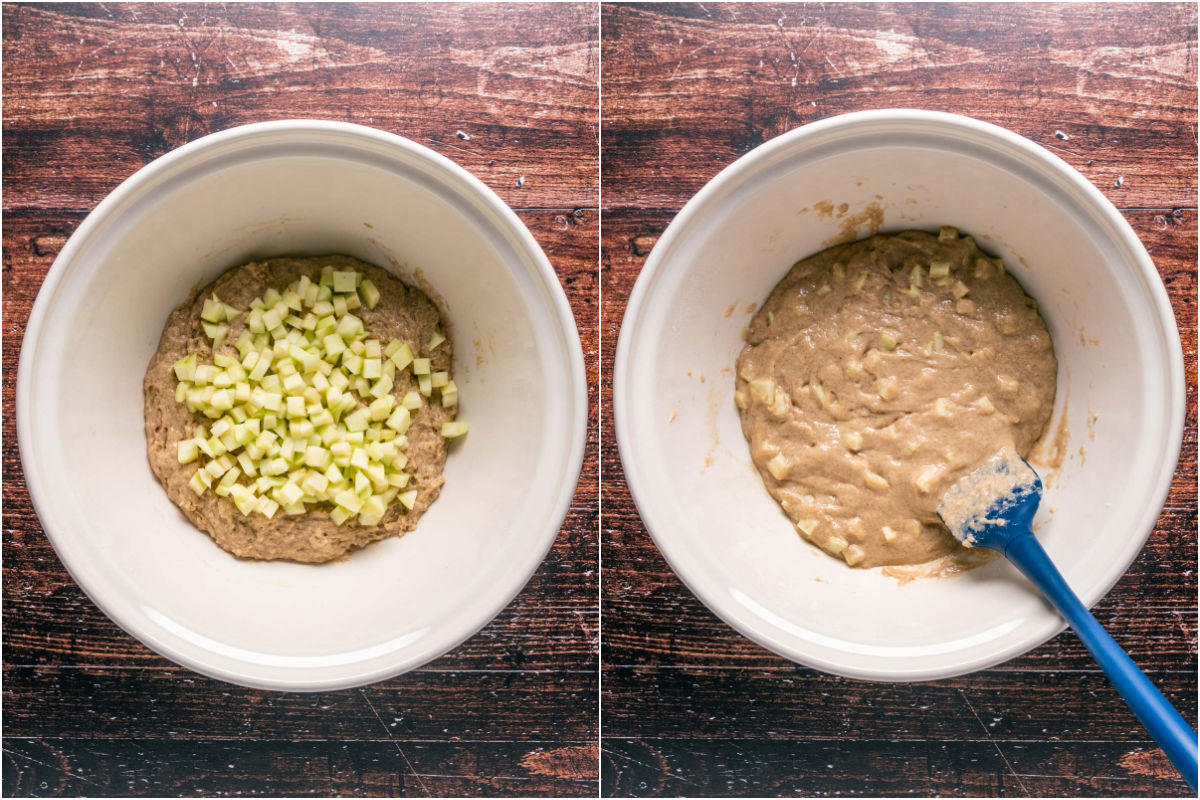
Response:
[734,230,1057,568]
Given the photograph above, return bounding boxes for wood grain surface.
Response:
[600,3,1197,797]
[2,3,598,797]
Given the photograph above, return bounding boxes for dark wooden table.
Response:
[2,3,598,796]
[600,3,1197,797]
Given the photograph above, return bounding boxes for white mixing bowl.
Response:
[17,120,587,690]
[614,109,1184,681]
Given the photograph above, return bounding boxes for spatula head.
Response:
[937,448,1043,553]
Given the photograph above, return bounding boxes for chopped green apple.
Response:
[174,354,198,381]
[766,453,790,480]
[440,421,469,438]
[359,279,381,310]
[332,270,360,293]
[747,378,775,406]
[170,267,465,524]
[388,341,414,370]
[913,465,943,493]
[823,535,847,555]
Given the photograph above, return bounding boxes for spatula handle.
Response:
[1005,534,1198,791]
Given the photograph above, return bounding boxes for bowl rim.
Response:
[613,108,1186,681]
[16,119,589,691]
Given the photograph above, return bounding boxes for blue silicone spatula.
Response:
[937,449,1198,791]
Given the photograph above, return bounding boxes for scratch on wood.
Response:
[359,690,432,795]
[957,689,1031,795]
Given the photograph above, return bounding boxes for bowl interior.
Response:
[617,113,1181,680]
[20,124,584,689]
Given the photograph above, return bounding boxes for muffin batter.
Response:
[144,255,455,563]
[734,229,1056,568]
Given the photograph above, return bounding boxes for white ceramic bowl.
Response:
[18,120,587,691]
[614,109,1184,681]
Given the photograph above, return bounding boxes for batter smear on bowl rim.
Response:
[734,228,1057,570]
[144,255,467,564]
